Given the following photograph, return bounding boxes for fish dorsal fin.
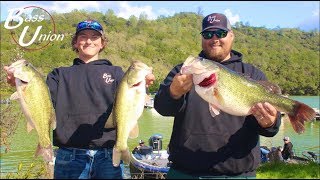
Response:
[104,105,116,129]
[10,91,20,100]
[144,94,151,105]
[257,81,282,94]
[50,111,56,130]
[213,88,224,105]
[238,73,282,95]
[27,121,36,133]
[209,103,220,117]
[104,112,116,128]
[209,89,222,117]
[129,123,139,139]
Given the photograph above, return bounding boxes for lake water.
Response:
[0,96,319,177]
[260,96,320,155]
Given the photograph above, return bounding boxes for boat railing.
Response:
[130,172,167,179]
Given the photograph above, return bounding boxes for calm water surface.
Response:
[1,96,319,176]
[260,96,320,155]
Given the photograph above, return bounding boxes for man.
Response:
[132,140,146,154]
[268,146,284,162]
[132,140,152,157]
[154,13,282,178]
[4,19,155,179]
[282,136,294,160]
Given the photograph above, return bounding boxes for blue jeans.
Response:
[54,147,123,179]
[260,148,270,163]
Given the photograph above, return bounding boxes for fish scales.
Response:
[107,60,152,167]
[10,60,55,161]
[216,67,294,115]
[181,56,316,134]
[22,73,53,147]
[9,59,56,178]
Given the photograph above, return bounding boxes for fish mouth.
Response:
[20,80,28,84]
[197,73,216,87]
[133,81,142,87]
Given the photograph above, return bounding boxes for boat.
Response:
[260,146,319,164]
[130,150,170,179]
[129,134,171,179]
[288,151,319,164]
[313,108,320,120]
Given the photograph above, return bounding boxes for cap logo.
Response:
[207,16,220,23]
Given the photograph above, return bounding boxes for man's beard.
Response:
[204,44,232,62]
[205,50,227,62]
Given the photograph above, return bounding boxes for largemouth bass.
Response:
[181,56,316,134]
[8,59,56,162]
[106,61,152,167]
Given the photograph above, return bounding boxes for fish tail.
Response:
[112,147,131,167]
[35,143,54,163]
[288,101,316,134]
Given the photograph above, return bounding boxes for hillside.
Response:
[1,10,319,96]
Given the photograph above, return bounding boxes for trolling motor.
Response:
[149,134,163,156]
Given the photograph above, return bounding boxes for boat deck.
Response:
[130,150,170,179]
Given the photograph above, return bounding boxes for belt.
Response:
[59,142,114,150]
[59,147,113,155]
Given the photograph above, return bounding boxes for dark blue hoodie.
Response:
[154,50,281,176]
[46,58,124,149]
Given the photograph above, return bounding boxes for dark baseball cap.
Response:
[201,13,231,33]
[76,19,104,35]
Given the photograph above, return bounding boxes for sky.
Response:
[1,1,319,31]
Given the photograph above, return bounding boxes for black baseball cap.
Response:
[201,13,231,33]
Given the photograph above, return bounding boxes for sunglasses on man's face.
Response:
[201,30,228,39]
[77,21,103,32]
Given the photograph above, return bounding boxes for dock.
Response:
[313,108,320,120]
